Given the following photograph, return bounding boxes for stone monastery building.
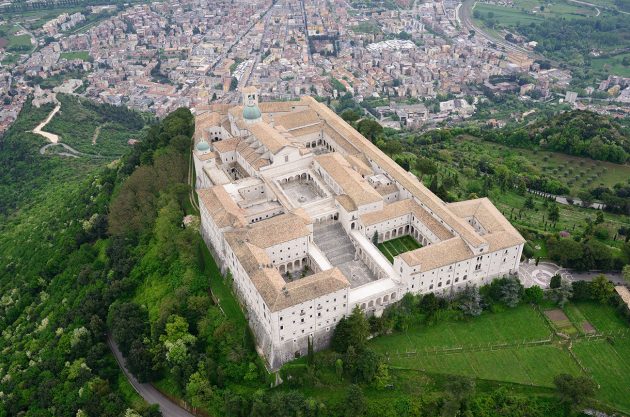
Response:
[193,87,525,369]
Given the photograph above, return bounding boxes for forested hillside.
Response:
[0,103,191,417]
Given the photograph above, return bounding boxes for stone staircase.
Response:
[313,222,356,265]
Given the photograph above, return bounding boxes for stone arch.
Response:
[294,260,300,270]
[384,231,390,240]
[398,227,403,235]
[383,295,389,303]
[351,222,355,230]
[301,173,307,180]
[376,297,382,306]
[360,303,366,310]
[368,300,374,308]
[279,264,286,274]
[391,292,397,300]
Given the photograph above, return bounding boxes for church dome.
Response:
[243,104,262,121]
[196,140,210,152]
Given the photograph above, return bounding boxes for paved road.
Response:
[459,0,532,55]
[107,335,197,417]
[519,260,624,289]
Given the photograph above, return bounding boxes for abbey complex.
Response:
[193,88,525,369]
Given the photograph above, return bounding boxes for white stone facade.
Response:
[194,90,525,369]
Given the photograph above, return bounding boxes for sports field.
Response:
[378,235,422,263]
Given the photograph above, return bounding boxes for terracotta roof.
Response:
[248,121,292,154]
[400,237,473,271]
[274,109,321,130]
[360,199,453,241]
[198,186,247,229]
[304,96,488,249]
[315,153,382,207]
[213,137,240,153]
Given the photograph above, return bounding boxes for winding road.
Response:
[107,335,197,417]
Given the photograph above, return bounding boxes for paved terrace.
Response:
[313,222,378,288]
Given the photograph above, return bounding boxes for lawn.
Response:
[390,344,580,387]
[565,302,630,334]
[369,305,551,353]
[378,235,422,263]
[573,338,630,414]
[60,50,90,61]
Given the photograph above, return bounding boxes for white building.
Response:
[193,87,525,369]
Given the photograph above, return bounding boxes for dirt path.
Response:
[32,104,61,143]
[92,125,102,145]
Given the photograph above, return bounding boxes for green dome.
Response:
[243,104,262,121]
[196,140,210,152]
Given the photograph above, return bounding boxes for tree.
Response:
[548,203,560,225]
[356,119,383,142]
[335,358,344,380]
[343,385,366,417]
[499,276,523,307]
[332,306,369,353]
[415,157,438,179]
[550,274,562,289]
[372,231,378,245]
[419,292,440,317]
[186,371,214,409]
[108,302,149,356]
[590,274,614,304]
[341,109,361,123]
[549,280,573,307]
[458,284,482,317]
[553,374,596,409]
[523,285,544,304]
[523,195,535,210]
[354,349,382,383]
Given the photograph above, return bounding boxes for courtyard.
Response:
[279,174,328,206]
[378,235,422,263]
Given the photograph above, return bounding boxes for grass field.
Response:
[565,302,629,334]
[378,235,422,263]
[0,23,32,53]
[590,52,630,78]
[370,305,551,353]
[365,302,630,412]
[573,338,630,414]
[390,344,580,387]
[60,50,90,61]
[474,0,597,29]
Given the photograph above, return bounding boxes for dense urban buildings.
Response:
[193,88,524,368]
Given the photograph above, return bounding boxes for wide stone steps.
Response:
[313,222,356,267]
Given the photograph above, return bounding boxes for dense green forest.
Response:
[0,102,190,416]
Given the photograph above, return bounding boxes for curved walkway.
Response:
[519,260,624,289]
[107,335,196,417]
